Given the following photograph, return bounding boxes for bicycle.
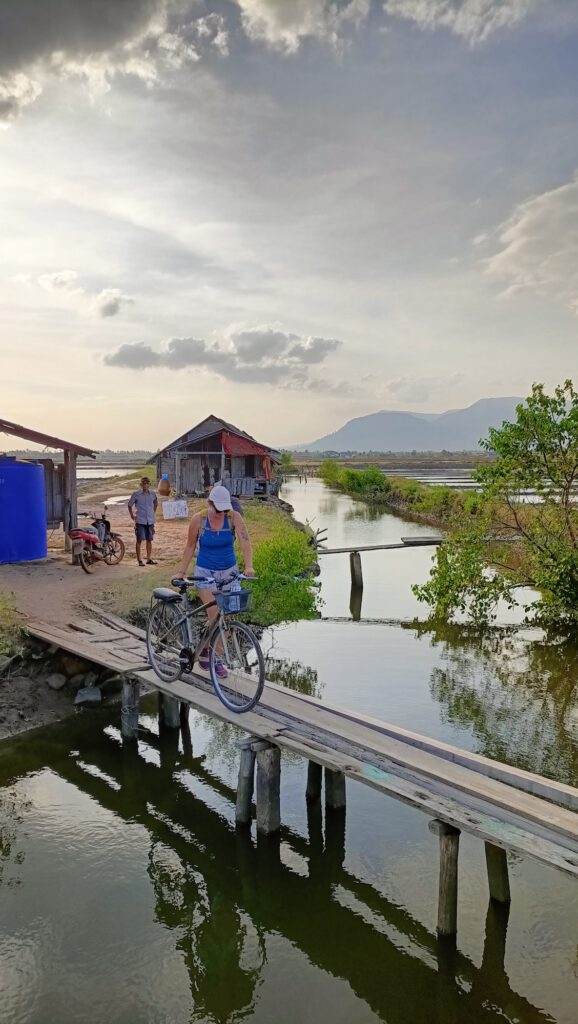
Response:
[146,573,265,713]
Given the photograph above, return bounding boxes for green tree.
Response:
[413,381,578,631]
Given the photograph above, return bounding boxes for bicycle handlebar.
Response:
[171,572,256,590]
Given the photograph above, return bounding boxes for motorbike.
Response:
[69,506,126,574]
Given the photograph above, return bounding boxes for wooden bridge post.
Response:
[306,761,323,802]
[236,737,257,826]
[120,679,140,740]
[484,842,511,904]
[349,583,363,621]
[429,819,460,938]
[158,693,181,730]
[256,743,281,834]
[349,550,363,589]
[325,768,346,811]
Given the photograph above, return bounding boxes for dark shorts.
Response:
[135,523,155,542]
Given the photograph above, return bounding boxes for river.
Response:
[0,479,577,1024]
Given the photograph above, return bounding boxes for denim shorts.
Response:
[135,523,155,542]
[194,564,238,593]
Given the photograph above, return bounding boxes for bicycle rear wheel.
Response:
[209,620,264,713]
[146,601,187,682]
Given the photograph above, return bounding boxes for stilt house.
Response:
[155,415,280,497]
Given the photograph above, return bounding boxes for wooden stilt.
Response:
[484,842,511,904]
[120,679,139,740]
[429,819,460,938]
[306,761,323,802]
[159,692,181,729]
[349,550,363,589]
[256,744,281,834]
[325,768,346,811]
[349,583,363,621]
[236,746,256,826]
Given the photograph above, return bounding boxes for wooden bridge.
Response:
[26,606,578,943]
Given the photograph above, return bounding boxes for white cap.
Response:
[208,484,233,511]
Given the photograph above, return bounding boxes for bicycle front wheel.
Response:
[146,601,187,682]
[209,620,264,713]
[103,536,125,565]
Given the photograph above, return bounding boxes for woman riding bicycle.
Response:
[176,485,254,674]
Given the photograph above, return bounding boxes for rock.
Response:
[45,672,67,691]
[68,673,87,691]
[59,654,94,678]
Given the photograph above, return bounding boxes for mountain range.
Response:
[292,397,523,452]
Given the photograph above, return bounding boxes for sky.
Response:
[1,0,578,450]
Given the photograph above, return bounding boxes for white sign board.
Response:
[162,499,189,520]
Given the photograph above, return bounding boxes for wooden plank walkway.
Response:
[26,607,578,884]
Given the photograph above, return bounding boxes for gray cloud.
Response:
[91,288,135,317]
[0,1,229,123]
[104,324,343,386]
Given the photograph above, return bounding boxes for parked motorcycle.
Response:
[69,507,125,574]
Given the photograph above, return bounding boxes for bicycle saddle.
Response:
[153,588,181,602]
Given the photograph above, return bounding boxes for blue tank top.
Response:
[197,512,236,571]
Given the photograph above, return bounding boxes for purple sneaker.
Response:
[198,648,209,671]
[214,659,228,679]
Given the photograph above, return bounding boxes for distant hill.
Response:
[294,398,522,452]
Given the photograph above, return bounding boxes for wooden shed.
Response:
[0,417,97,537]
[155,415,280,497]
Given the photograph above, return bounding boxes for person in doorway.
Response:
[176,485,254,676]
[128,477,158,566]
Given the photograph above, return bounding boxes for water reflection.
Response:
[409,622,578,785]
[0,711,560,1024]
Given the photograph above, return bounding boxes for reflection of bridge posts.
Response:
[4,718,555,1024]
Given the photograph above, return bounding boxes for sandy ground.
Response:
[0,487,204,740]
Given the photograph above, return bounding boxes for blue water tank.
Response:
[0,458,47,563]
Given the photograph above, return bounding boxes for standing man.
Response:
[128,476,158,566]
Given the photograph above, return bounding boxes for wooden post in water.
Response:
[159,692,181,730]
[256,743,281,834]
[325,768,346,811]
[349,583,363,621]
[429,819,460,938]
[349,550,363,589]
[120,679,140,740]
[484,842,511,904]
[306,761,323,802]
[236,738,257,826]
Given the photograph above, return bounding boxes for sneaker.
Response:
[198,648,209,670]
[138,560,145,566]
[146,559,157,565]
[214,659,228,679]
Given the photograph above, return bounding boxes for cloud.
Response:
[13,269,135,316]
[383,0,537,45]
[234,0,370,52]
[104,323,343,386]
[485,175,578,312]
[91,288,135,317]
[0,1,229,123]
[37,270,80,292]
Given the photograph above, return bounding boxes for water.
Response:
[1,479,577,1023]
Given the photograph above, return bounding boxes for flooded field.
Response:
[1,479,577,1024]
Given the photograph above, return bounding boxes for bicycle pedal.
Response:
[179,648,193,672]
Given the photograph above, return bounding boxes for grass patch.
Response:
[0,592,24,656]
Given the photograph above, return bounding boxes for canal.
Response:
[0,479,577,1023]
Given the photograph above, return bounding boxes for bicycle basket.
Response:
[215,590,252,613]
